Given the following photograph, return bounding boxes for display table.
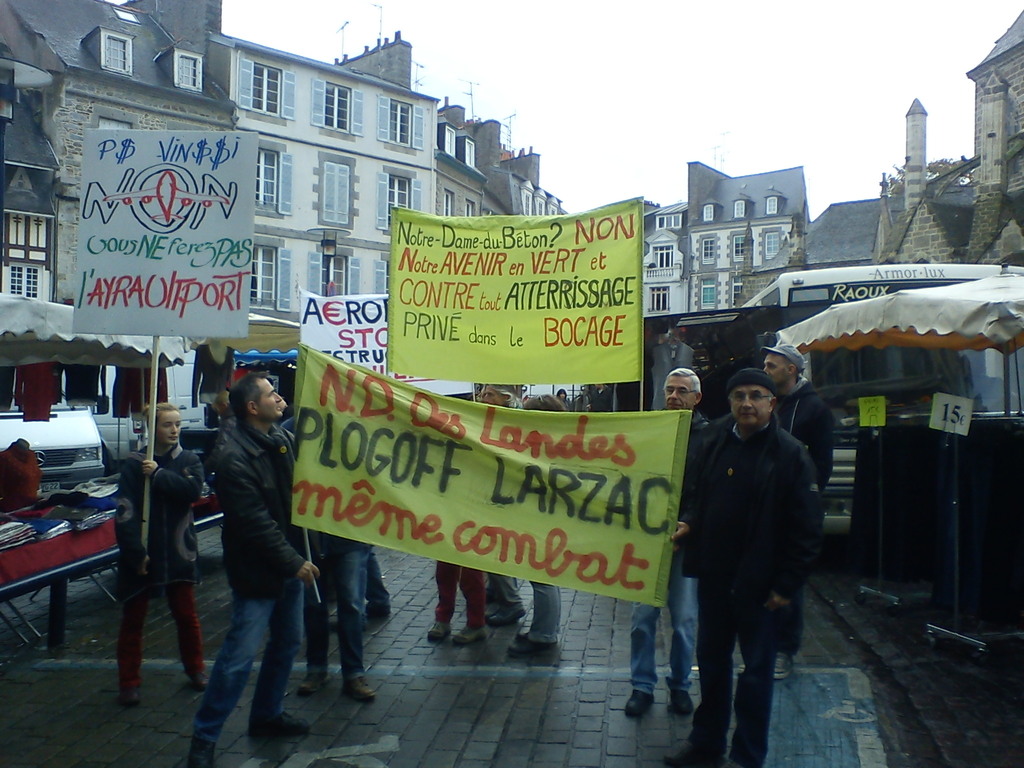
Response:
[0,499,222,648]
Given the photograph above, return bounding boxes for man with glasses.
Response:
[664,369,822,768]
[625,368,705,717]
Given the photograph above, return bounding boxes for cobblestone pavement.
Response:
[0,531,1020,768]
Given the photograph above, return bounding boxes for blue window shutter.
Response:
[377,95,390,142]
[411,179,423,211]
[412,106,425,150]
[337,164,350,224]
[311,79,326,127]
[322,162,349,225]
[307,250,322,294]
[351,90,364,135]
[238,58,254,110]
[276,248,292,311]
[282,71,296,120]
[348,257,361,294]
[278,153,293,214]
[377,172,390,229]
[374,260,387,293]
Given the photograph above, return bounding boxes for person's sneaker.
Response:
[342,676,376,702]
[427,621,451,642]
[669,689,694,715]
[187,671,209,692]
[297,670,328,696]
[663,739,718,766]
[624,689,654,717]
[452,625,487,644]
[117,686,140,706]
[248,712,310,738]
[774,652,793,680]
[507,632,557,657]
[485,606,526,627]
[186,736,216,768]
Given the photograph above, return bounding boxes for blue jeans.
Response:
[630,548,697,694]
[775,584,804,656]
[365,548,390,612]
[689,576,780,768]
[193,578,304,744]
[305,544,369,678]
[526,582,560,643]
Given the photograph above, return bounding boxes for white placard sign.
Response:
[928,392,973,436]
[299,291,470,396]
[73,130,257,337]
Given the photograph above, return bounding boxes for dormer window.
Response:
[463,138,475,167]
[174,51,203,91]
[443,124,456,155]
[101,30,133,75]
[765,196,779,215]
[656,213,682,229]
[733,200,746,218]
[702,204,714,222]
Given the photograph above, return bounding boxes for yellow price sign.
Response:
[858,396,886,427]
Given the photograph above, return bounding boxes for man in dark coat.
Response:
[665,369,822,768]
[187,373,319,768]
[763,343,834,679]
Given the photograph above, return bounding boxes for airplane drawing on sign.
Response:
[81,164,239,233]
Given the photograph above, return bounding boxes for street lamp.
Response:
[0,55,52,268]
[307,227,347,295]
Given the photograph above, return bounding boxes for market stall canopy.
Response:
[778,271,1024,353]
[0,293,192,367]
[204,313,299,358]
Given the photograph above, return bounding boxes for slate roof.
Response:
[973,10,1024,71]
[804,199,881,267]
[701,166,806,219]
[5,101,58,171]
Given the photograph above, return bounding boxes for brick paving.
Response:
[1,529,1020,767]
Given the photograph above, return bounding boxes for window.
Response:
[657,213,682,229]
[252,63,282,114]
[326,255,347,296]
[312,80,362,134]
[443,125,456,155]
[389,100,411,144]
[443,190,455,216]
[701,238,716,263]
[7,265,40,298]
[649,286,669,313]
[733,234,749,262]
[765,231,781,258]
[112,7,141,23]
[383,175,410,228]
[734,200,747,218]
[522,190,532,215]
[702,204,714,222]
[465,200,477,217]
[322,162,351,225]
[377,173,422,229]
[4,213,48,299]
[174,52,202,91]
[377,96,424,148]
[463,138,476,167]
[701,278,717,309]
[766,196,779,215]
[251,246,277,306]
[733,278,744,304]
[653,244,674,269]
[101,31,132,74]
[256,149,279,207]
[374,259,388,294]
[324,83,351,130]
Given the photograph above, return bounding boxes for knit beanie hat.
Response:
[726,368,777,396]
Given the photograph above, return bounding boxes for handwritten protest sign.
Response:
[299,290,471,396]
[291,345,689,606]
[73,130,257,337]
[387,199,644,384]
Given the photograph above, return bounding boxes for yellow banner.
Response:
[291,346,690,606]
[387,199,644,385]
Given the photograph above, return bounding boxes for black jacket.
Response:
[775,379,834,488]
[213,421,306,599]
[115,445,203,601]
[680,418,823,604]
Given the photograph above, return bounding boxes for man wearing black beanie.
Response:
[664,369,822,768]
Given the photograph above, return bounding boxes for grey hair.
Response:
[665,367,700,393]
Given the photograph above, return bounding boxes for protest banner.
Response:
[291,345,690,606]
[387,199,644,384]
[73,130,257,337]
[299,290,471,396]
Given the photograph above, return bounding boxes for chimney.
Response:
[904,99,927,208]
[977,72,1010,194]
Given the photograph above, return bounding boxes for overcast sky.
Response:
[221,1,1024,219]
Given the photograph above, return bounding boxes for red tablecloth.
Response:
[0,520,116,585]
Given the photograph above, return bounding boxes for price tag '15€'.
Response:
[928,392,973,436]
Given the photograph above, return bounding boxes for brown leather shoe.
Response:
[342,675,375,702]
[297,670,328,696]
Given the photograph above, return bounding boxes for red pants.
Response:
[434,561,486,628]
[117,582,204,688]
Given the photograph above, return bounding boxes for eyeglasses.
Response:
[728,391,773,403]
[665,387,695,396]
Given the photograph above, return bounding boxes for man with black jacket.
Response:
[665,369,822,768]
[763,343,834,680]
[187,373,319,768]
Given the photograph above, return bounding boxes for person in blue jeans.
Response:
[297,536,375,701]
[186,374,319,768]
[625,368,707,717]
[364,549,391,617]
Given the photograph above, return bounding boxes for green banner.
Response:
[387,199,644,385]
[290,346,689,605]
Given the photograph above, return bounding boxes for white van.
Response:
[0,407,106,492]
